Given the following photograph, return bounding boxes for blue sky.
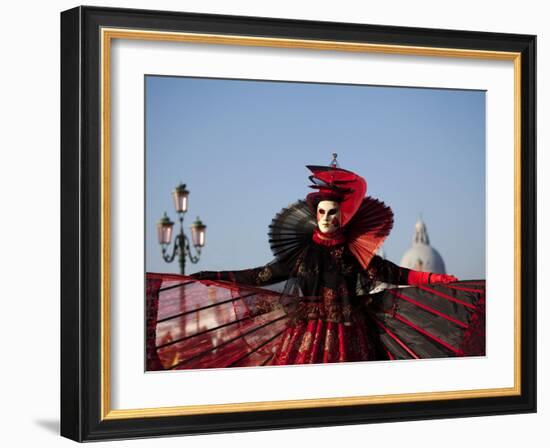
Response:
[145,76,486,279]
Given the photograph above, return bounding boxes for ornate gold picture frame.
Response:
[61,6,536,441]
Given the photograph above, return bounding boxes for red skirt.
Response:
[272,316,374,365]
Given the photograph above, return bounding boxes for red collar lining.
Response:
[312,228,346,246]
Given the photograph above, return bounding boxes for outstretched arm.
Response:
[191,259,290,287]
[367,255,458,286]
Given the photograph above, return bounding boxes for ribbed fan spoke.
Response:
[268,200,317,268]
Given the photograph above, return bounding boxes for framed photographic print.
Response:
[60,6,536,442]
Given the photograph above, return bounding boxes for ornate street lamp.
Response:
[157,183,206,274]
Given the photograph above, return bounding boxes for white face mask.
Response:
[316,200,341,234]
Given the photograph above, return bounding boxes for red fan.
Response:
[146,273,291,370]
[146,274,486,370]
[346,197,394,269]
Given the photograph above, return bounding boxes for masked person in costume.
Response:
[185,156,478,366]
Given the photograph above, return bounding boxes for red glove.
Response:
[407,270,458,285]
[430,273,458,284]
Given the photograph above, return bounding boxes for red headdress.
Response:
[306,165,367,228]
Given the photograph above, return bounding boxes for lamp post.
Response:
[157,183,206,274]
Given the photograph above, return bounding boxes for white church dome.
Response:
[400,218,446,274]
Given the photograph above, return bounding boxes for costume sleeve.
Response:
[366,255,411,285]
[192,259,290,286]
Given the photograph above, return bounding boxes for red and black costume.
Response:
[146,165,485,370]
